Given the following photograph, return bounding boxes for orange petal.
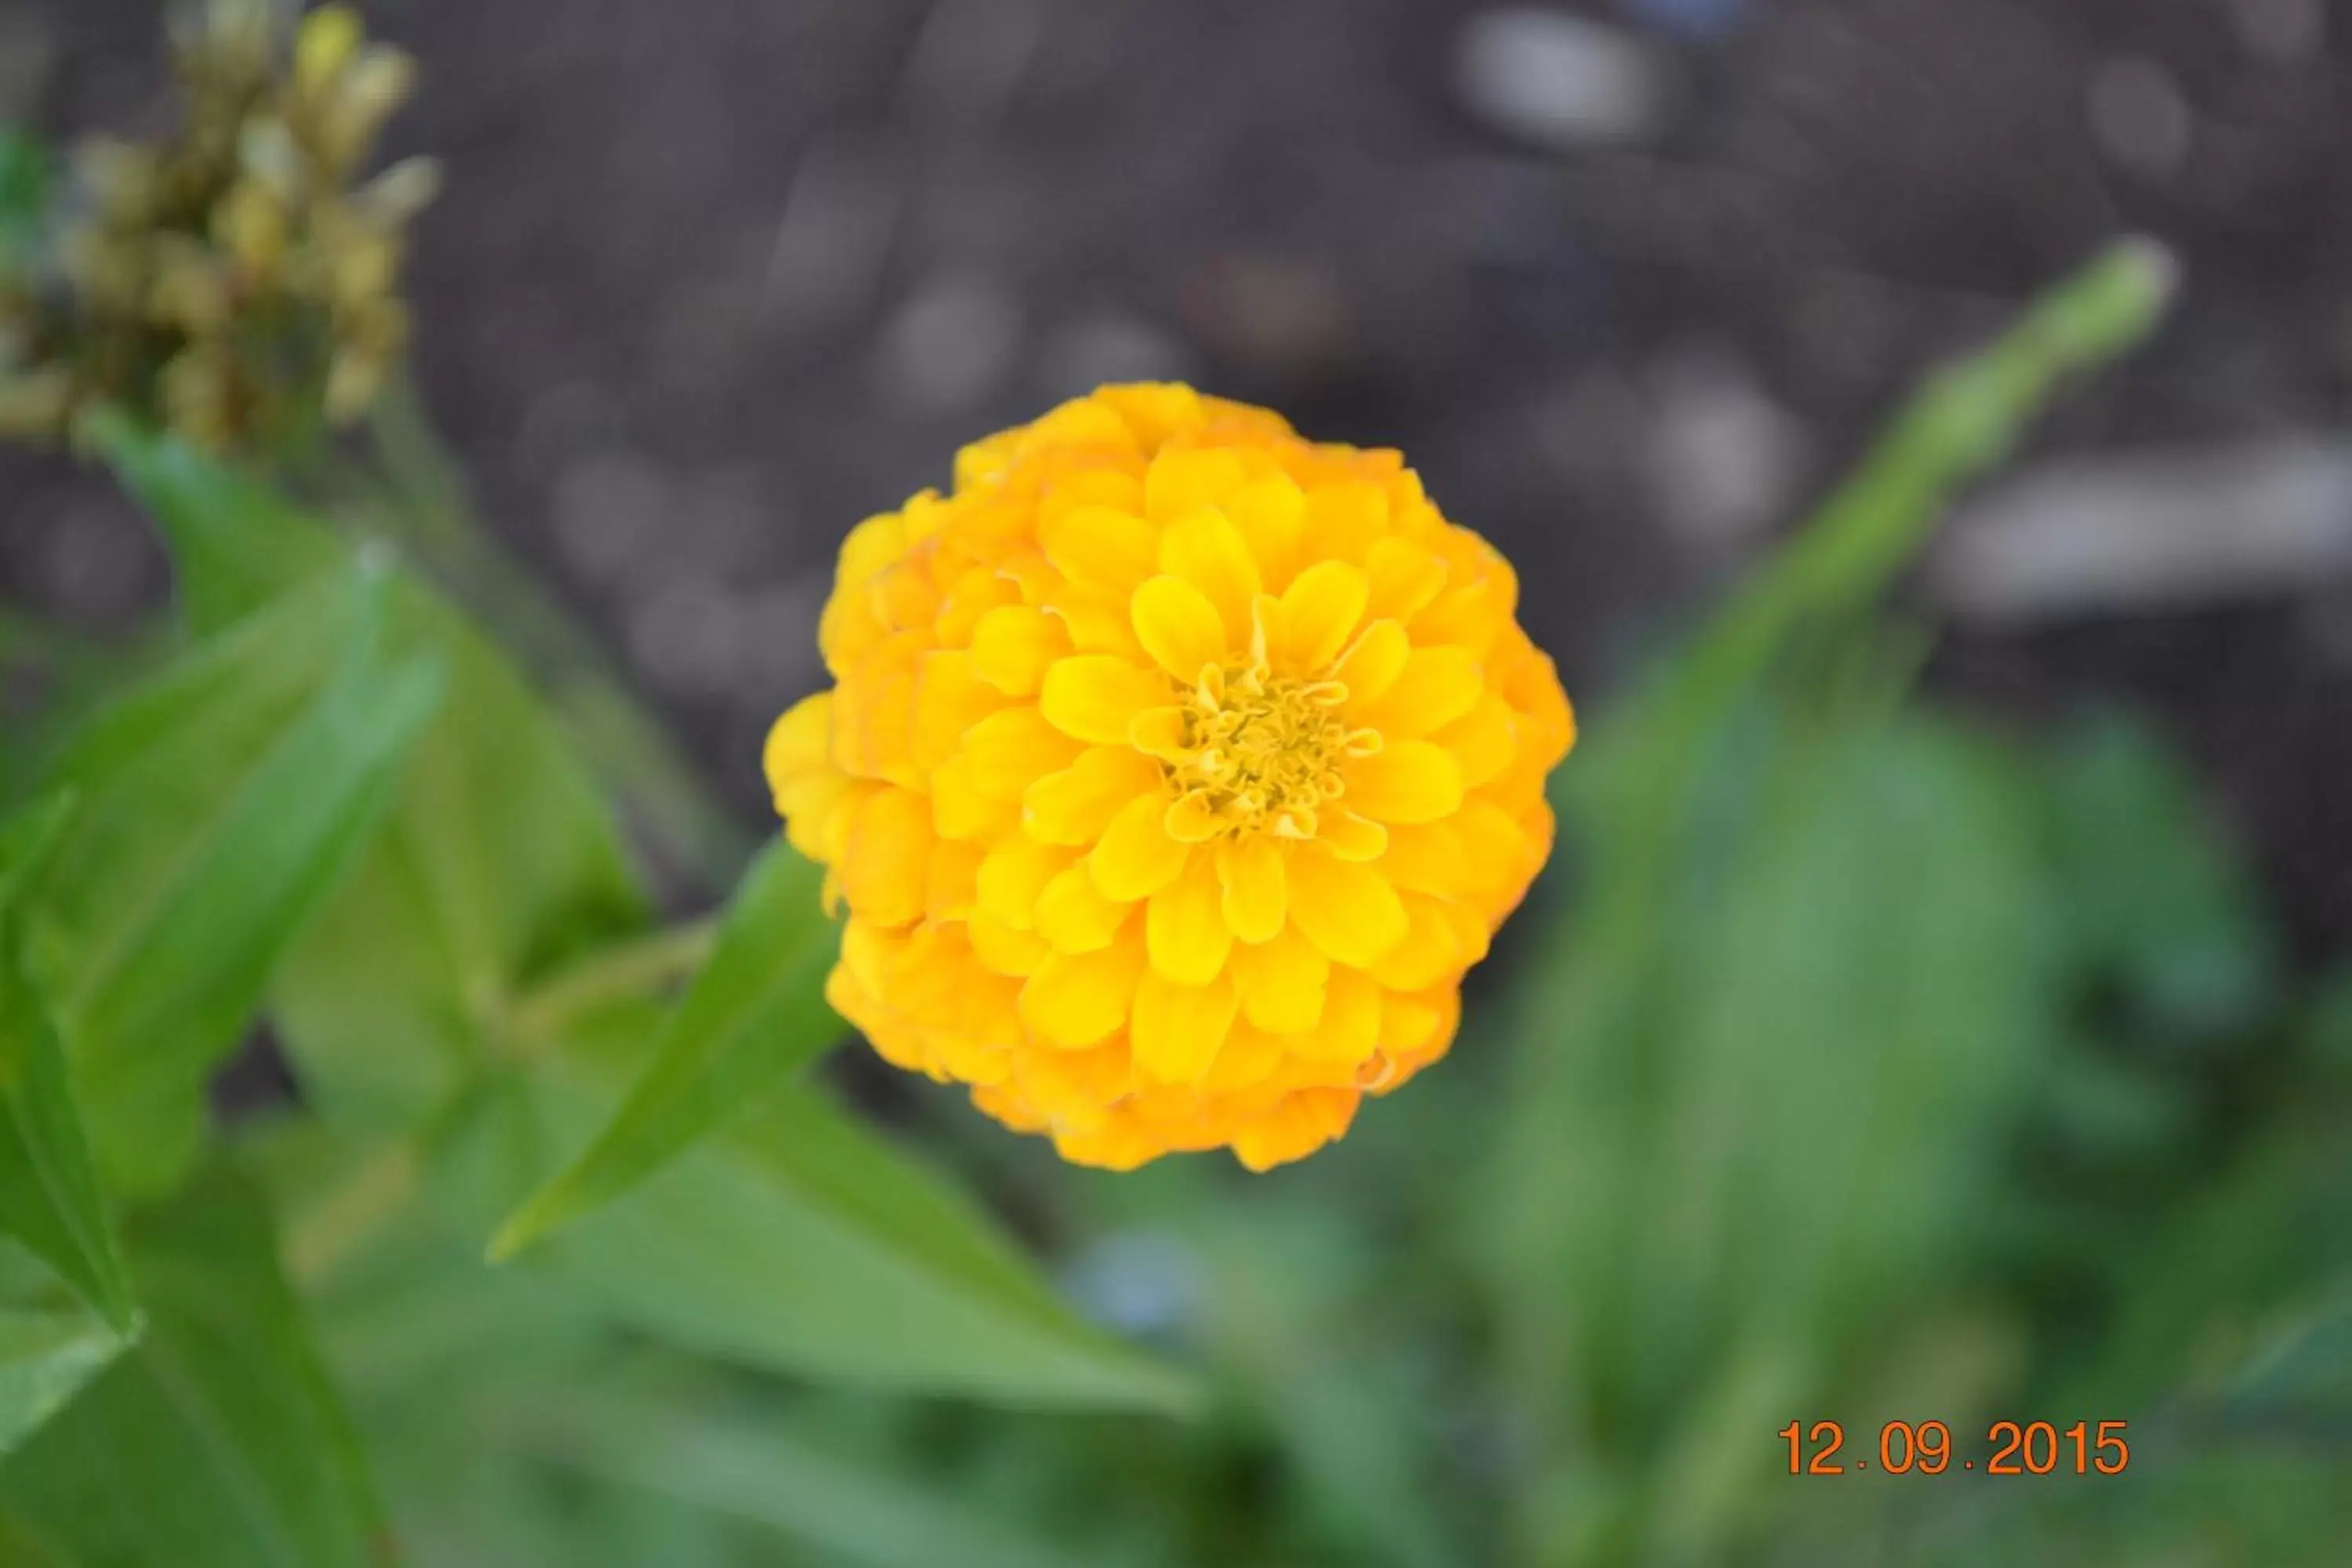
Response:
[1131,969,1239,1083]
[1289,964,1381,1065]
[1040,504,1157,591]
[969,604,1071,695]
[1229,923,1327,1035]
[1034,864,1132,953]
[837,785,933,927]
[1019,943,1143,1049]
[975,835,1076,930]
[962,706,1085,800]
[1286,847,1408,967]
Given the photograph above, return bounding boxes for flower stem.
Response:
[501,915,721,1051]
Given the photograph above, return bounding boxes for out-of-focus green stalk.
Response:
[499,913,720,1053]
[306,374,759,894]
[1595,238,2178,922]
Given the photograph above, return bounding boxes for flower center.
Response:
[1166,659,1379,840]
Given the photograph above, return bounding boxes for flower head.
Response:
[0,0,433,455]
[767,385,1574,1171]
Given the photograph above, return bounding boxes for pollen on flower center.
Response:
[1165,659,1378,841]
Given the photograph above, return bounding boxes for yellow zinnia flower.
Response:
[765,384,1574,1171]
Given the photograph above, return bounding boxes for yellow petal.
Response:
[763,691,833,786]
[1147,853,1232,985]
[1040,504,1157,591]
[1202,1018,1288,1093]
[1290,964,1381,1065]
[914,651,1010,771]
[1163,792,1223,843]
[1279,560,1370,673]
[1386,894,1466,991]
[1216,837,1287,944]
[1345,740,1464,825]
[1046,582,1146,659]
[962,706,1084,800]
[1363,537,1448,623]
[968,913,1049,978]
[1317,808,1388,862]
[1231,1087,1358,1172]
[1129,706,1189,761]
[1038,655,1171,745]
[930,755,1016,840]
[1159,508,1262,645]
[1033,864,1131,953]
[1229,923,1327,1034]
[1299,481,1387,562]
[837,785,933,927]
[1145,446,1247,521]
[925,838,982,923]
[1024,745,1164,844]
[1131,969,1239,1084]
[1091,793,1192,901]
[1226,473,1305,588]
[1330,619,1409,706]
[1019,944,1143,1049]
[975,834,1076,930]
[1378,820,1468,897]
[1434,691,1517,788]
[1131,574,1230,681]
[1287,847,1407,967]
[969,604,1070,695]
[1355,646,1483,738]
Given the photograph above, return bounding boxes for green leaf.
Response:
[1483,708,2058,1561]
[0,1166,391,1568]
[27,565,447,1193]
[517,1388,1102,1568]
[103,424,1183,1412]
[491,840,844,1260]
[439,1034,1197,1412]
[0,1309,125,1458]
[0,798,136,1334]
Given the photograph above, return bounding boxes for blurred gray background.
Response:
[5,0,2350,947]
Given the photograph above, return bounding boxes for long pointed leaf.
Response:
[0,799,134,1333]
[491,840,843,1259]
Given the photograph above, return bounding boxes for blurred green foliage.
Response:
[0,187,2346,1568]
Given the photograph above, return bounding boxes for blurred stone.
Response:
[515,379,624,483]
[2088,57,2192,182]
[24,492,164,627]
[1640,349,1807,546]
[629,578,750,696]
[1622,0,1747,42]
[1062,1231,1203,1340]
[2227,0,2326,64]
[735,574,830,698]
[551,449,671,585]
[683,463,778,578]
[760,140,902,335]
[873,270,1023,414]
[1178,252,1355,385]
[0,12,56,122]
[1038,312,1189,398]
[898,0,1045,130]
[1929,441,2352,627]
[1454,9,1674,151]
